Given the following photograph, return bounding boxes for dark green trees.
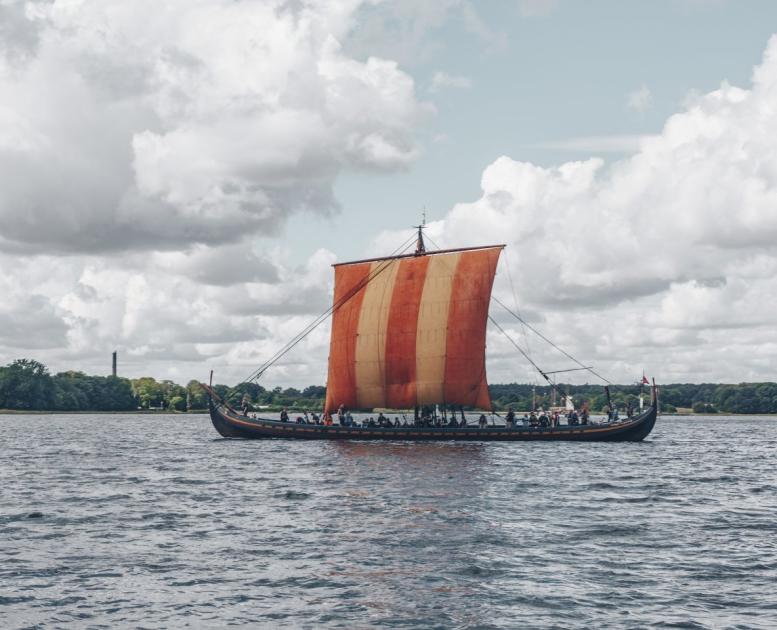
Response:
[0,359,54,410]
[54,371,135,411]
[0,360,135,411]
[1,357,776,413]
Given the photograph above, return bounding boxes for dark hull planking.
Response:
[208,400,658,442]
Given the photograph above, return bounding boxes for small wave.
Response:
[582,482,622,490]
[277,490,312,500]
[0,595,35,605]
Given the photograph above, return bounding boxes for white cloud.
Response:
[0,244,336,385]
[0,0,431,255]
[0,0,430,385]
[2,6,777,390]
[627,83,653,113]
[378,35,777,384]
[0,295,69,350]
[430,70,472,93]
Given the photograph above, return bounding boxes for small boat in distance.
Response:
[203,227,657,442]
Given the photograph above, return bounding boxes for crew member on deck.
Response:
[506,407,516,428]
[478,414,487,428]
[280,408,289,422]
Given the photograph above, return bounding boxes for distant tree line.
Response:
[0,359,327,412]
[489,382,777,414]
[1,358,777,414]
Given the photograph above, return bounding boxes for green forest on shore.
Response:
[0,358,776,414]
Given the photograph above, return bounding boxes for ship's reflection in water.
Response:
[2,413,776,629]
[324,440,493,626]
[332,439,487,466]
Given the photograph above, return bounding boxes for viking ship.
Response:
[204,228,657,442]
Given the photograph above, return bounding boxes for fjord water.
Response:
[2,414,775,629]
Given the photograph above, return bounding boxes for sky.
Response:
[1,0,777,388]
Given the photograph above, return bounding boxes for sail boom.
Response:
[333,244,506,268]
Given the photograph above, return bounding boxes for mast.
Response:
[414,211,426,255]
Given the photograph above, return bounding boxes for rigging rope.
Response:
[491,296,612,385]
[488,315,570,405]
[224,226,610,411]
[488,315,550,382]
[235,231,419,387]
[418,232,605,388]
[501,249,536,382]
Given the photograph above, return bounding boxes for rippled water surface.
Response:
[2,413,776,629]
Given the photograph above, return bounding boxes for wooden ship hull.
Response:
[205,235,660,444]
[208,397,657,442]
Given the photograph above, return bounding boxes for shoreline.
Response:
[0,409,209,415]
[1,409,777,417]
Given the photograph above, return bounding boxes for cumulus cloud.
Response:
[377,35,777,384]
[0,294,69,349]
[0,244,335,384]
[0,0,430,254]
[3,5,777,389]
[0,0,434,384]
[152,243,281,287]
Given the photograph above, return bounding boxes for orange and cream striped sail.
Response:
[324,245,504,413]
